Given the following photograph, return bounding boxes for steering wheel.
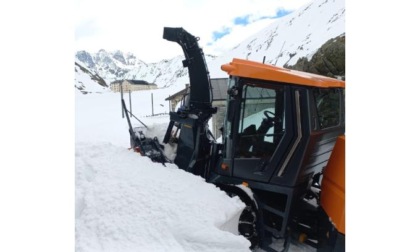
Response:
[263,110,275,120]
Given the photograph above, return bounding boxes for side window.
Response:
[314,88,341,129]
[235,85,284,158]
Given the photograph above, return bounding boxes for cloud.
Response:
[75,0,312,63]
[212,28,231,41]
[234,15,251,26]
[207,7,292,53]
[75,20,99,40]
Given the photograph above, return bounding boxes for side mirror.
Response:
[227,86,238,97]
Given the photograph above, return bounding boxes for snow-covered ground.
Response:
[75,89,251,251]
[75,88,316,251]
[76,142,249,252]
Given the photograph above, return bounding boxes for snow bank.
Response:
[76,91,252,251]
[75,142,250,252]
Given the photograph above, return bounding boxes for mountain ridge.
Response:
[75,0,344,93]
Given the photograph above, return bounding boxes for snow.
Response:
[75,90,251,252]
[75,61,108,94]
[75,142,249,252]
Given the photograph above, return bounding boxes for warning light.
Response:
[221,163,229,171]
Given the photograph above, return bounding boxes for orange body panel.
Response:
[320,135,345,234]
[221,58,345,88]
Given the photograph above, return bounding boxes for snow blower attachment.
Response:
[124,27,345,252]
[161,27,217,177]
[122,99,170,165]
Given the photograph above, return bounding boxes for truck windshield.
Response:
[237,84,283,158]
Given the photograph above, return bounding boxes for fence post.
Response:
[151,93,154,116]
[129,90,132,117]
[120,83,124,118]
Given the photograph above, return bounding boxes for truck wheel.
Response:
[217,184,260,249]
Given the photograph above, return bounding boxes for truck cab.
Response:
[156,28,345,251]
[209,58,345,249]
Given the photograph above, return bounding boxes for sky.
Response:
[75,0,312,62]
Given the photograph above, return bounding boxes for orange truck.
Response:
[127,27,345,251]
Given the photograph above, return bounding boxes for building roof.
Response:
[165,85,189,101]
[110,80,157,86]
[127,80,151,85]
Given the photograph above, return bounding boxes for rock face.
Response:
[285,35,345,79]
[76,50,148,84]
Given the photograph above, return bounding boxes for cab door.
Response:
[231,81,294,182]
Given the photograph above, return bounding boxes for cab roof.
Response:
[221,58,345,88]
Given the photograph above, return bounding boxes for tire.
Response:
[217,184,260,249]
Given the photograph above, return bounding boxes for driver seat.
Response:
[253,117,275,156]
[238,124,257,156]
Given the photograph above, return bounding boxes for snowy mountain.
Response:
[75,0,344,91]
[74,60,108,94]
[76,50,148,84]
[76,49,216,90]
[207,0,345,77]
